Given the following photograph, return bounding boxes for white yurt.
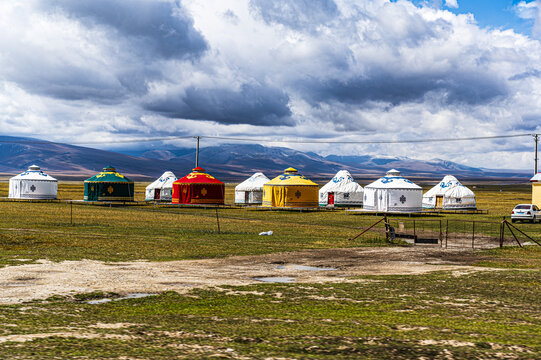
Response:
[235,172,270,204]
[422,175,476,209]
[363,169,422,212]
[8,165,57,200]
[319,170,364,207]
[145,171,177,201]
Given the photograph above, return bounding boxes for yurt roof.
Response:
[443,184,475,198]
[235,172,270,191]
[146,171,177,190]
[174,167,224,185]
[365,169,421,190]
[10,165,57,181]
[423,175,461,197]
[319,170,363,193]
[84,166,133,183]
[265,167,318,187]
[530,173,541,182]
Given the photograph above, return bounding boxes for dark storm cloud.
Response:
[145,83,293,126]
[43,0,207,60]
[300,69,508,106]
[8,62,127,103]
[249,0,339,32]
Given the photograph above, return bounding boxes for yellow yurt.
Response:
[262,167,319,208]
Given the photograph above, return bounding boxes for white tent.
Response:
[319,170,363,207]
[235,172,270,204]
[422,175,476,209]
[363,169,422,212]
[8,165,57,200]
[145,171,177,201]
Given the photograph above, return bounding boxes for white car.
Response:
[511,204,540,223]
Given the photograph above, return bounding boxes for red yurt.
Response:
[172,167,225,204]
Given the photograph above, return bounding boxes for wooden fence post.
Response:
[500,217,505,248]
[445,220,449,248]
[384,215,390,243]
[215,208,221,234]
[439,219,442,247]
[472,221,475,249]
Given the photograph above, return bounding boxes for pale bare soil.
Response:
[0,246,497,304]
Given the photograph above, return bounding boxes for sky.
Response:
[1,0,541,170]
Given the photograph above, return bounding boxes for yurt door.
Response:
[245,191,250,203]
[87,184,98,201]
[154,189,160,200]
[436,196,443,209]
[328,192,335,206]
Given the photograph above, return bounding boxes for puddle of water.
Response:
[120,293,156,300]
[87,293,157,304]
[87,298,112,305]
[159,282,196,287]
[254,277,295,283]
[2,283,33,287]
[276,264,337,271]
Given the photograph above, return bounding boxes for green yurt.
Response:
[84,166,134,201]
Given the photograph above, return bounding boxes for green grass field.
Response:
[0,181,539,359]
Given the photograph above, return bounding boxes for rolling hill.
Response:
[0,136,532,182]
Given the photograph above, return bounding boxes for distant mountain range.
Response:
[0,135,532,183]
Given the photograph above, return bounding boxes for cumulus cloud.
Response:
[444,0,458,9]
[0,0,207,102]
[1,0,541,168]
[514,1,537,20]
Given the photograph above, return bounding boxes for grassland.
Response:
[0,182,538,266]
[0,271,539,359]
[0,181,539,359]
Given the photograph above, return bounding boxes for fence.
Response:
[351,216,541,249]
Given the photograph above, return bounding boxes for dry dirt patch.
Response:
[0,247,497,304]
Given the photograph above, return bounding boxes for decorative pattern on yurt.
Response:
[145,171,177,201]
[262,167,318,208]
[172,167,225,205]
[422,175,476,209]
[84,166,134,201]
[319,170,363,207]
[531,172,541,207]
[8,165,58,200]
[363,169,422,212]
[235,172,270,204]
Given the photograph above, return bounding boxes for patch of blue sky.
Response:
[401,0,537,36]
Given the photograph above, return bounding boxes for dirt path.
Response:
[0,247,496,304]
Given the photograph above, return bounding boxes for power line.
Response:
[0,133,536,145]
[0,135,194,145]
[200,133,534,144]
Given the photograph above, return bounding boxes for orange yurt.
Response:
[172,167,225,204]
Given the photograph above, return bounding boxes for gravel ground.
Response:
[0,246,497,304]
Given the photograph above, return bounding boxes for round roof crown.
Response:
[386,169,401,177]
[28,165,41,171]
[192,166,205,173]
[284,167,298,174]
[103,165,116,171]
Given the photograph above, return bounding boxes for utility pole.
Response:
[535,134,539,175]
[195,136,200,167]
